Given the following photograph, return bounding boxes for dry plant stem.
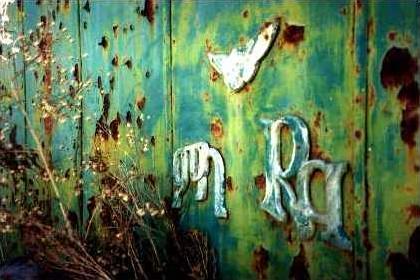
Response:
[29,221,112,280]
[10,86,112,280]
[10,82,72,233]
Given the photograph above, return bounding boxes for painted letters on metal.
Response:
[172,142,228,218]
[261,116,352,251]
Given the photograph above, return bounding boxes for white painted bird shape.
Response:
[207,19,280,92]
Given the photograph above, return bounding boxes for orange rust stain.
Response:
[282,23,304,46]
[356,0,362,10]
[251,245,269,280]
[136,96,146,110]
[226,176,233,192]
[254,174,266,190]
[44,115,54,135]
[141,0,154,24]
[289,244,309,280]
[314,111,322,128]
[209,67,220,82]
[406,205,420,223]
[243,84,252,93]
[210,118,223,138]
[388,31,397,41]
[242,10,249,18]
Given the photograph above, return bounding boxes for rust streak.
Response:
[251,245,269,280]
[140,0,155,24]
[226,176,233,192]
[289,244,310,280]
[406,205,420,223]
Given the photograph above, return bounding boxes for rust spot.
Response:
[73,63,79,83]
[95,93,111,140]
[387,226,420,279]
[210,118,223,138]
[283,24,305,45]
[145,70,151,78]
[109,76,115,91]
[406,205,420,222]
[380,47,417,89]
[83,0,90,13]
[64,0,69,9]
[124,59,133,69]
[226,176,233,192]
[150,136,155,146]
[398,81,419,148]
[136,96,146,110]
[17,0,23,12]
[109,113,121,141]
[310,131,331,161]
[362,227,373,251]
[112,55,119,67]
[254,174,266,190]
[126,111,132,124]
[209,67,220,82]
[242,10,249,18]
[388,31,397,41]
[313,111,322,128]
[243,84,252,93]
[289,244,310,280]
[44,115,54,135]
[356,0,362,10]
[381,47,419,147]
[112,24,119,37]
[97,76,103,89]
[140,0,154,24]
[355,130,362,140]
[98,36,108,49]
[251,245,269,280]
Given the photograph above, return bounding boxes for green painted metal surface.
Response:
[0,0,419,279]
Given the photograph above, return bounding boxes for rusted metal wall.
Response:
[1,0,419,279]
